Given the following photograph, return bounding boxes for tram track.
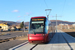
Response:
[9,41,29,50]
[9,41,39,50]
[30,43,38,50]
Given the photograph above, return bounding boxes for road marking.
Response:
[9,41,29,50]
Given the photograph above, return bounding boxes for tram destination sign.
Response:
[32,18,44,21]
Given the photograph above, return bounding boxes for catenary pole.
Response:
[56,14,57,33]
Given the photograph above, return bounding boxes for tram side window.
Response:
[45,19,48,34]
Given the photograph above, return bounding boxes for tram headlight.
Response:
[29,37,32,39]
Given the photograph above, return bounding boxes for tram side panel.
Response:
[48,24,55,41]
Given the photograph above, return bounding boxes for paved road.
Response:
[9,30,75,50]
[0,32,28,39]
[0,38,27,50]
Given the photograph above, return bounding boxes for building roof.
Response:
[0,23,8,26]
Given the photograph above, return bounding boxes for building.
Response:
[58,23,70,29]
[0,23,9,31]
[15,25,21,30]
[72,23,75,26]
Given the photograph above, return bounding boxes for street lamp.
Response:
[23,14,30,32]
[23,21,25,32]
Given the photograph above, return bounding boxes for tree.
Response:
[0,26,2,32]
[20,21,24,28]
[0,26,1,28]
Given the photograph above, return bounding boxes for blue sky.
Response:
[0,0,75,22]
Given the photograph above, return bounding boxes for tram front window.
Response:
[30,21,44,33]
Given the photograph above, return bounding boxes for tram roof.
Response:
[31,16,46,19]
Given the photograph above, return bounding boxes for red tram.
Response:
[28,16,52,43]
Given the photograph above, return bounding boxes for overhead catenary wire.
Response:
[61,0,66,16]
[44,0,52,19]
[44,0,66,16]
[44,0,48,17]
[44,0,48,8]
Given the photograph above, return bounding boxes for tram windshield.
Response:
[29,18,45,34]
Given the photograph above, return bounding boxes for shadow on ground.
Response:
[66,32,75,37]
[48,32,75,44]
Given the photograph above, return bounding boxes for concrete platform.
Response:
[60,30,75,50]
